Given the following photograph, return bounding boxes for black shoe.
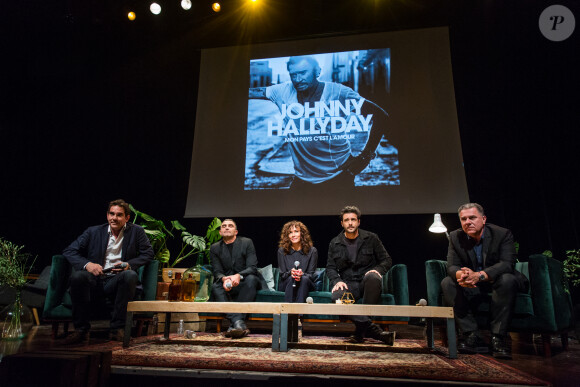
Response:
[62,330,89,345]
[366,323,396,346]
[109,328,125,342]
[458,332,489,354]
[491,335,512,359]
[225,320,249,339]
[346,334,364,343]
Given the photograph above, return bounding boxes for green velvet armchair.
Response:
[42,254,159,337]
[425,254,574,356]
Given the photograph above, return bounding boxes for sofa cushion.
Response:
[258,264,275,291]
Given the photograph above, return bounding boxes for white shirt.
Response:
[103,225,125,271]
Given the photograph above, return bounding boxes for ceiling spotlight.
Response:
[150,3,161,15]
[212,2,221,12]
[127,11,136,21]
[181,0,192,10]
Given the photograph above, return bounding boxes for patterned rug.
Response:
[81,333,550,386]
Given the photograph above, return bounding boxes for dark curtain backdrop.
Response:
[1,0,578,305]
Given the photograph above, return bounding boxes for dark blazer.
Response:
[326,228,391,287]
[277,246,318,283]
[63,223,154,271]
[446,223,516,282]
[210,236,258,283]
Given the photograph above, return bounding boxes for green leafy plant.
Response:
[0,237,35,290]
[563,249,580,289]
[129,205,221,267]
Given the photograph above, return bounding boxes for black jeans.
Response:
[441,272,521,336]
[279,275,314,303]
[211,274,260,324]
[330,272,382,324]
[69,269,138,331]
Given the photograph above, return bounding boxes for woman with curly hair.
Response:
[277,220,318,303]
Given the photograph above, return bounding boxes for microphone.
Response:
[102,262,128,274]
[292,260,300,288]
[225,281,232,289]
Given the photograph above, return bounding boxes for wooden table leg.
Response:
[280,313,288,352]
[272,314,281,352]
[446,318,457,358]
[426,318,434,349]
[123,312,133,348]
[164,312,171,339]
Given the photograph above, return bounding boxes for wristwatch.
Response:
[478,272,486,282]
[239,274,244,281]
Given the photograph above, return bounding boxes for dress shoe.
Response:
[110,328,125,341]
[346,333,365,343]
[491,335,512,359]
[225,320,250,339]
[62,330,89,345]
[347,321,368,343]
[366,323,396,345]
[458,332,489,354]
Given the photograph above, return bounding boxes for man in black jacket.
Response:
[210,219,259,338]
[62,199,154,344]
[326,205,395,344]
[441,203,528,359]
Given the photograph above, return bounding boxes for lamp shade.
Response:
[429,213,447,233]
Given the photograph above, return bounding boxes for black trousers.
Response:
[279,275,314,303]
[441,272,521,336]
[211,274,260,324]
[69,269,138,331]
[330,272,382,324]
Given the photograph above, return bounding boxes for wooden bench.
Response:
[124,301,457,358]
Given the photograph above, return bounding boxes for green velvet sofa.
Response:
[204,264,409,328]
[42,254,159,337]
[425,254,574,356]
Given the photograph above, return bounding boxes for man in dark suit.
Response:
[62,199,154,344]
[441,203,527,359]
[210,219,259,338]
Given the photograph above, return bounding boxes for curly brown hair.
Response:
[278,220,313,255]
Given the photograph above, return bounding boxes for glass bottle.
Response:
[184,253,213,302]
[181,273,197,302]
[168,272,182,302]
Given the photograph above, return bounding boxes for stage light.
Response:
[150,2,161,15]
[181,0,192,10]
[212,2,221,12]
[127,11,136,20]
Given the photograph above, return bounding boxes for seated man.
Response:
[441,203,528,359]
[210,219,260,338]
[62,199,154,344]
[326,205,395,345]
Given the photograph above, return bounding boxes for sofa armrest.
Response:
[528,254,574,332]
[139,259,159,301]
[425,259,447,307]
[384,264,409,306]
[42,255,72,319]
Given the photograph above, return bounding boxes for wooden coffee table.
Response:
[124,301,456,358]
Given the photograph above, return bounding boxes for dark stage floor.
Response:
[2,319,579,386]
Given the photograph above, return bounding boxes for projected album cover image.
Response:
[245,50,399,190]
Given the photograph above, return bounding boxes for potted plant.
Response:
[129,204,222,279]
[0,237,35,340]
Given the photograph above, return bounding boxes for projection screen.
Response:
[185,26,468,217]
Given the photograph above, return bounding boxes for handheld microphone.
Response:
[225,281,232,289]
[102,262,128,274]
[292,260,300,288]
